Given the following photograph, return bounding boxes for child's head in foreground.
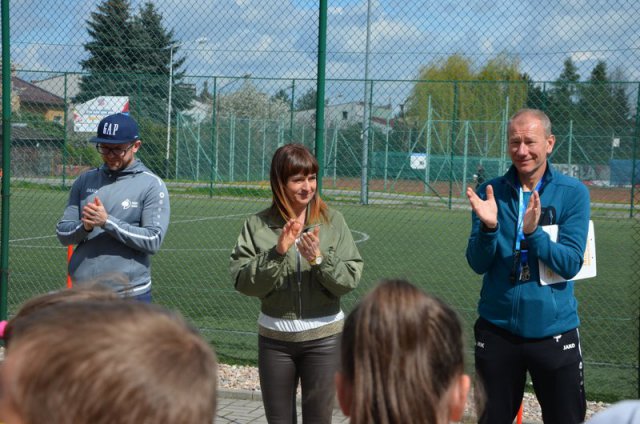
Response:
[3,284,119,347]
[0,300,218,424]
[336,278,470,424]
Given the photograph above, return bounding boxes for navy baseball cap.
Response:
[90,113,140,144]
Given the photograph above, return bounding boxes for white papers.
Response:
[538,220,596,285]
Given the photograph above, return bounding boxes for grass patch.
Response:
[4,184,639,401]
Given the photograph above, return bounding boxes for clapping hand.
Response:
[276,219,303,255]
[82,196,108,230]
[522,190,541,234]
[466,185,498,229]
[297,226,321,262]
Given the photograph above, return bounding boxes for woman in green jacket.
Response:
[230,143,363,424]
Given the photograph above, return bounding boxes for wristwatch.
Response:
[310,255,323,266]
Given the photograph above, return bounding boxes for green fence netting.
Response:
[3,0,640,401]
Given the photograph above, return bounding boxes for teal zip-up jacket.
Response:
[56,160,170,296]
[466,163,590,338]
[230,207,363,320]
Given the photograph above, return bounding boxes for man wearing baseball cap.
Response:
[56,113,170,301]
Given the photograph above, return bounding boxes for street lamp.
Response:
[165,38,207,179]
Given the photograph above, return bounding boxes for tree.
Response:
[403,53,526,157]
[132,2,190,121]
[609,66,631,123]
[476,53,527,118]
[295,88,317,111]
[579,61,608,128]
[404,54,473,125]
[271,89,291,106]
[548,57,580,125]
[579,61,630,137]
[198,80,214,103]
[405,54,526,122]
[520,73,548,111]
[76,0,137,103]
[76,0,192,122]
[218,81,290,120]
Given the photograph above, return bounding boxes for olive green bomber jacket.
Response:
[229,207,363,320]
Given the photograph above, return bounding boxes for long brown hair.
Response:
[269,143,328,223]
[340,279,466,424]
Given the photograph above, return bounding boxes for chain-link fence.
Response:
[3,0,640,402]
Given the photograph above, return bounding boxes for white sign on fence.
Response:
[73,96,130,133]
[410,153,427,170]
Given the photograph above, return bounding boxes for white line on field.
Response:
[352,230,370,244]
[8,245,63,249]
[172,212,252,224]
[9,235,57,242]
[8,214,370,249]
[161,248,231,252]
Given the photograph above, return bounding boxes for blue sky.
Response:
[9,0,640,109]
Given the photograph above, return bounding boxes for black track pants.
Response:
[474,318,586,424]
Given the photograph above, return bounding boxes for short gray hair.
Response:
[508,109,552,137]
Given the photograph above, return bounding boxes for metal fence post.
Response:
[568,119,574,170]
[314,0,327,196]
[0,0,10,321]
[62,72,68,189]
[630,83,640,218]
[247,117,252,181]
[635,84,640,394]
[462,120,469,194]
[209,77,217,196]
[448,81,459,209]
[425,95,432,193]
[290,79,295,142]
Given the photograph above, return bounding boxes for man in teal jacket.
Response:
[466,109,590,424]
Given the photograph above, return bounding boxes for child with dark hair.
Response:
[335,279,471,424]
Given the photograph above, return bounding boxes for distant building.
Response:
[13,76,65,123]
[31,73,82,100]
[0,123,64,177]
[295,101,395,130]
[180,100,211,123]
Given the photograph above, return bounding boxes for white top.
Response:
[258,311,345,333]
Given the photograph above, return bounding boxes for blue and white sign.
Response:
[73,96,129,133]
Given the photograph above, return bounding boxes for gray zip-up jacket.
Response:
[56,160,170,296]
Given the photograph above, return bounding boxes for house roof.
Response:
[0,123,63,143]
[12,76,64,107]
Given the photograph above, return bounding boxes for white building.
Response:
[31,73,82,99]
[295,101,394,130]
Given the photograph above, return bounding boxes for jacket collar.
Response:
[261,206,288,229]
[504,161,556,192]
[99,159,146,178]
